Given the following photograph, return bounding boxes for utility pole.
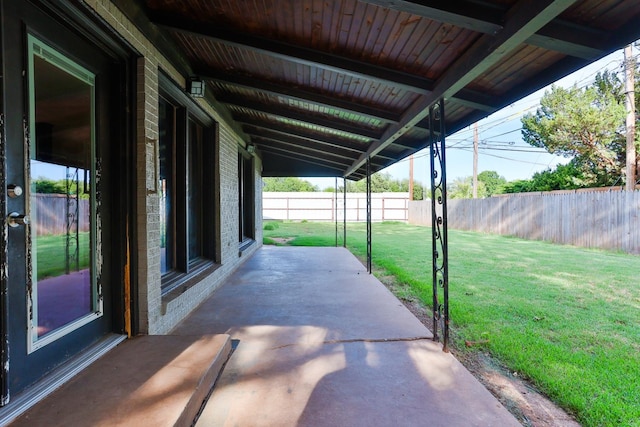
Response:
[409,155,414,200]
[473,122,479,198]
[625,44,636,191]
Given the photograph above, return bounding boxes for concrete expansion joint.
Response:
[271,336,432,350]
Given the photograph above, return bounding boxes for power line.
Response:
[389,48,637,174]
[455,147,552,166]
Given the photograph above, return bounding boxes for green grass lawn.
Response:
[35,232,91,279]
[263,220,640,427]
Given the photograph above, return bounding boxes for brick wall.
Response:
[84,0,263,334]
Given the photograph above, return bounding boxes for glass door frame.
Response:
[26,34,103,353]
[0,0,136,402]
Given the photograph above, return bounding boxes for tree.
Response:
[33,177,89,198]
[477,171,507,196]
[502,162,587,193]
[34,178,66,194]
[448,176,487,199]
[521,79,628,187]
[502,179,534,194]
[447,173,503,199]
[339,172,425,200]
[263,177,318,192]
[346,172,399,193]
[529,162,586,191]
[400,178,426,201]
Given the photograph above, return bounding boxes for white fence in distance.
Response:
[263,192,409,222]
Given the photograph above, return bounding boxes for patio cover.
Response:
[114,0,640,180]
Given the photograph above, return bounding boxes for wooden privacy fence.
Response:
[409,190,640,254]
[31,194,90,236]
[263,192,409,222]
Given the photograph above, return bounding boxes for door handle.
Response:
[7,184,23,198]
[7,212,29,228]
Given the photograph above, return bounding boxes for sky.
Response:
[306,44,638,190]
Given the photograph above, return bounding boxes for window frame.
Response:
[238,148,255,249]
[158,72,219,295]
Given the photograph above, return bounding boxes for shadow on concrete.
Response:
[176,246,520,427]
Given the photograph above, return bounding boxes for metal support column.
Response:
[343,177,347,248]
[366,157,372,273]
[335,177,338,247]
[429,99,449,352]
[65,167,80,274]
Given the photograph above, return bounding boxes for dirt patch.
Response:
[271,237,295,245]
[454,349,582,427]
[376,267,581,427]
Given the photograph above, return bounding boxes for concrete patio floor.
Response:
[173,246,520,427]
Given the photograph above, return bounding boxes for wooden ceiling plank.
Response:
[246,125,397,163]
[256,142,354,168]
[359,0,606,59]
[220,93,383,139]
[255,135,386,168]
[260,149,347,174]
[526,35,601,60]
[253,135,357,164]
[236,120,393,164]
[253,133,359,160]
[345,0,580,177]
[450,88,497,112]
[528,20,607,59]
[150,11,434,93]
[241,117,391,162]
[239,121,371,152]
[359,0,503,34]
[152,13,497,111]
[243,123,391,156]
[201,69,401,124]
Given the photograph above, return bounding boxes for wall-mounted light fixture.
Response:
[247,144,256,154]
[187,78,205,98]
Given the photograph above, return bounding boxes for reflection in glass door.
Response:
[27,35,101,351]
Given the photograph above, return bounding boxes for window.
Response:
[158,73,218,293]
[159,97,176,274]
[27,35,101,349]
[188,120,204,262]
[238,150,255,247]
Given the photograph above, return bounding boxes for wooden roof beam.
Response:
[361,0,606,59]
[200,69,401,124]
[242,124,363,153]
[252,135,360,165]
[256,143,354,169]
[529,21,610,59]
[241,124,397,161]
[260,150,346,176]
[204,69,474,134]
[361,0,503,34]
[238,120,368,150]
[256,137,390,170]
[220,94,382,140]
[243,125,394,164]
[345,0,580,177]
[151,13,498,112]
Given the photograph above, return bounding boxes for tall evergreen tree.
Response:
[521,71,638,187]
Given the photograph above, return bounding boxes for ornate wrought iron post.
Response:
[343,177,347,248]
[429,99,449,352]
[335,177,338,247]
[65,166,80,274]
[366,157,372,273]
